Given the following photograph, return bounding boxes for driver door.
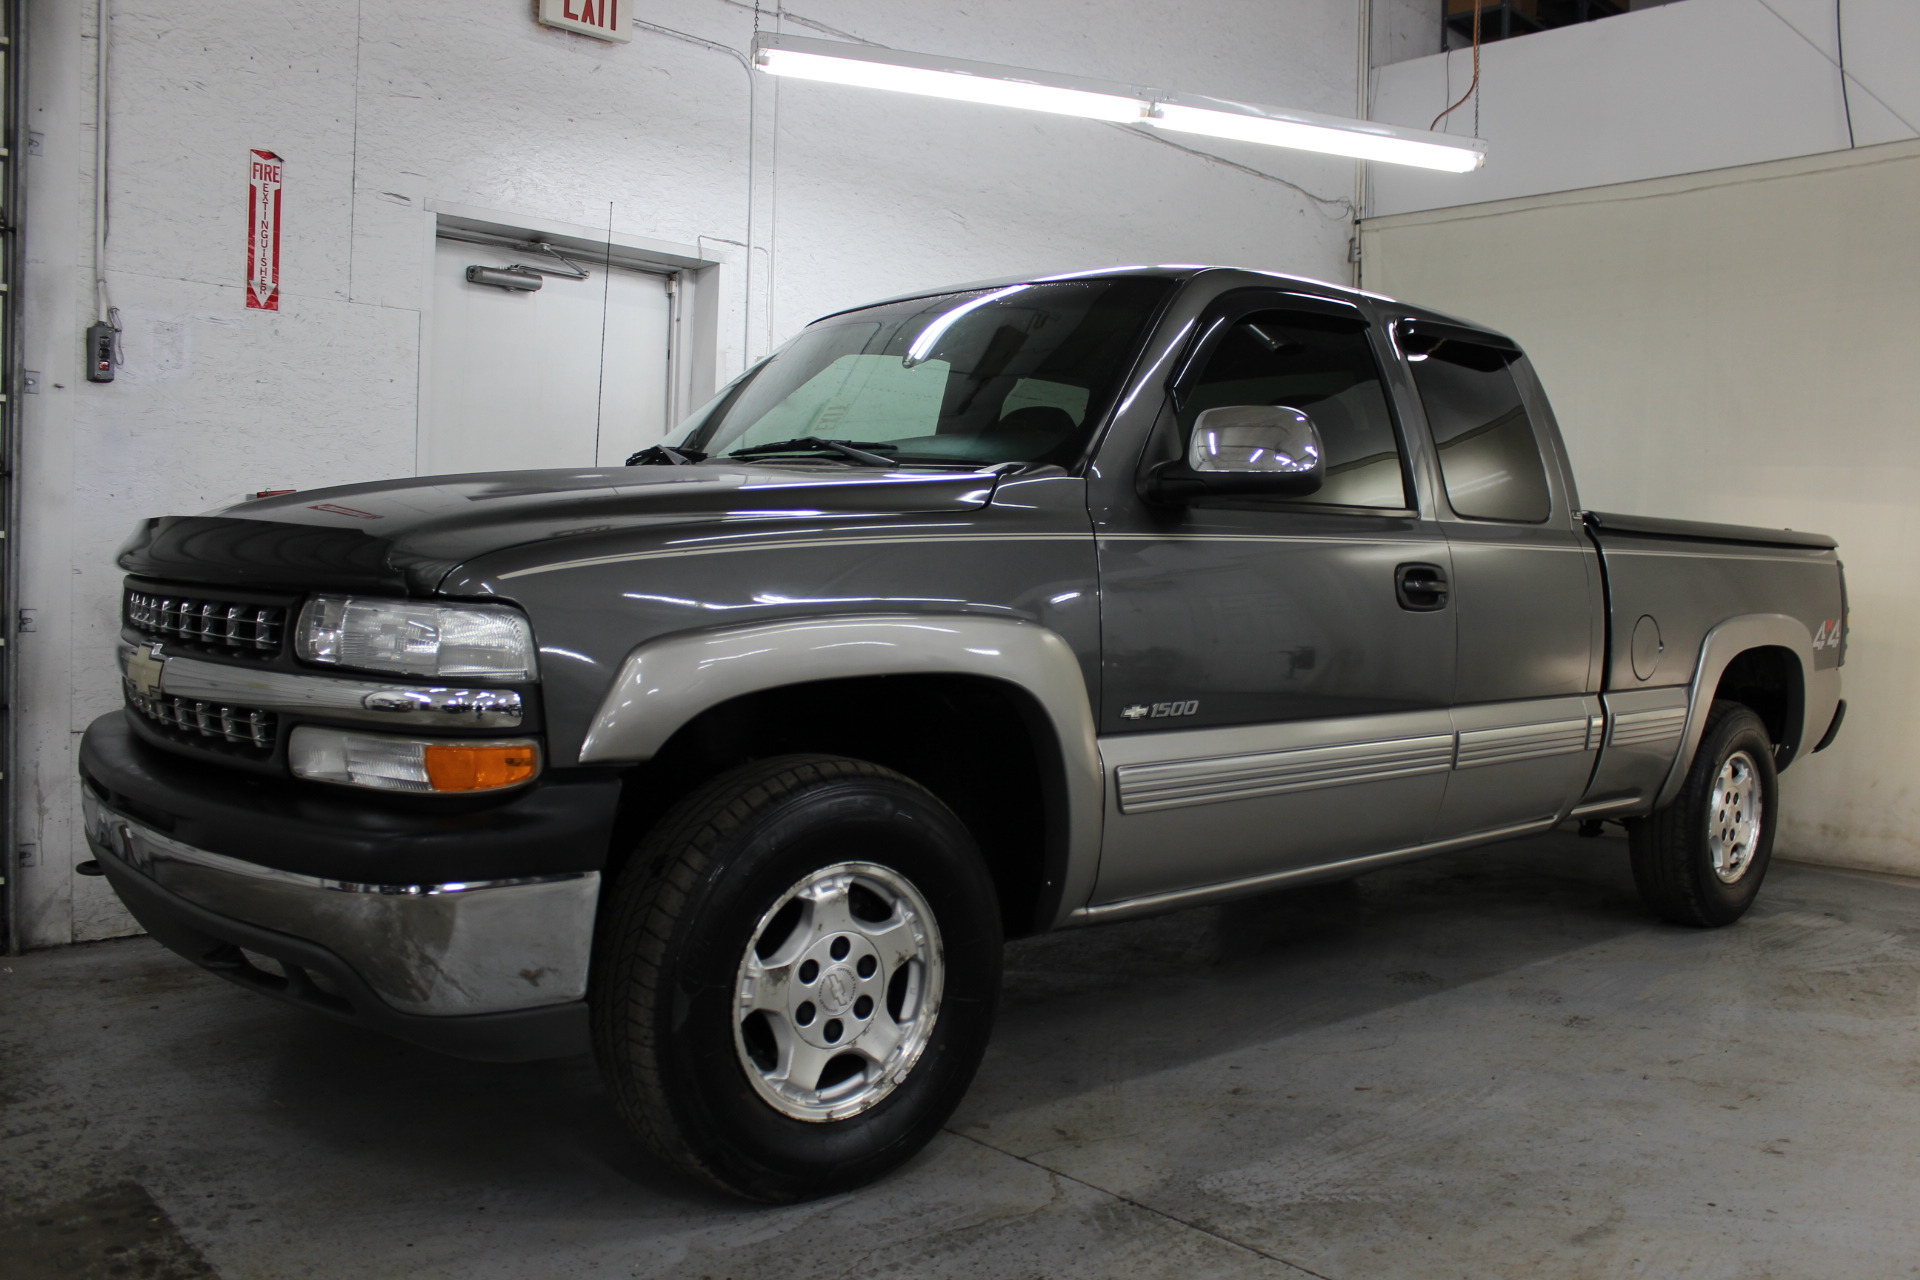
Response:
[1092,292,1456,907]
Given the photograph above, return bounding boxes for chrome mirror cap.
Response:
[1188,405,1326,480]
[1149,404,1326,503]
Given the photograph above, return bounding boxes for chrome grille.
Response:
[126,589,285,654]
[127,687,278,753]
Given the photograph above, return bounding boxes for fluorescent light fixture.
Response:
[753,33,1485,173]
[1149,101,1483,173]
[756,42,1146,122]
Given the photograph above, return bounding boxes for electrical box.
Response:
[86,321,116,383]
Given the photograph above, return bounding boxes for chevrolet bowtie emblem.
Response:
[125,644,166,701]
[1120,704,1149,720]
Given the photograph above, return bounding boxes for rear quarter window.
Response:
[1404,335,1553,523]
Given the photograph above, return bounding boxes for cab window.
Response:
[1182,310,1411,510]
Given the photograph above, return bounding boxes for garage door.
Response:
[423,235,672,475]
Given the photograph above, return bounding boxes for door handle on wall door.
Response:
[1396,563,1449,612]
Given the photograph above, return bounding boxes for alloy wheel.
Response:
[732,861,943,1122]
[1707,750,1763,883]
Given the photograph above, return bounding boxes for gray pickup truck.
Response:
[81,266,1846,1201]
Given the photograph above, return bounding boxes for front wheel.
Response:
[1627,701,1778,927]
[591,754,1002,1202]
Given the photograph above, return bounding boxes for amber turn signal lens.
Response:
[423,742,540,792]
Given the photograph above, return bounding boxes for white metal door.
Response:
[425,237,671,474]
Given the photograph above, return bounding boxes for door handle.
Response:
[1396,562,1449,612]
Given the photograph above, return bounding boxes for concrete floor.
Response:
[5,831,1920,1280]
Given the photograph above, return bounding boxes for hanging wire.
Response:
[1431,0,1481,132]
[1836,0,1855,148]
[1751,0,1918,139]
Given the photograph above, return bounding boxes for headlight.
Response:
[296,595,537,680]
[289,726,541,793]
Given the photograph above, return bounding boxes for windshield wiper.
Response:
[625,444,707,466]
[725,437,897,467]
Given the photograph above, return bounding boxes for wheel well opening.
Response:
[603,674,1063,938]
[1712,646,1802,755]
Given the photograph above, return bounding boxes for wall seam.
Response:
[345,0,364,304]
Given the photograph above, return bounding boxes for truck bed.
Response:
[1578,509,1846,814]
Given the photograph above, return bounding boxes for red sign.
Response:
[538,0,631,42]
[247,150,283,311]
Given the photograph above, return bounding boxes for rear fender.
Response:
[1657,613,1829,809]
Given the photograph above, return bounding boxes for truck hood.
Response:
[117,464,1004,595]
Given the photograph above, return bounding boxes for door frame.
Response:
[416,202,727,476]
[1378,312,1607,838]
[1088,285,1461,905]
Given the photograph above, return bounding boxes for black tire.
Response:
[590,753,1002,1202]
[1627,701,1778,928]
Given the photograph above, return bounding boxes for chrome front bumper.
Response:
[83,793,598,1017]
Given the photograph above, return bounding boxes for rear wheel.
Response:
[1627,701,1777,927]
[591,754,1002,1202]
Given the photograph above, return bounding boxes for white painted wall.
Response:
[1362,139,1920,876]
[1371,0,1442,68]
[1368,0,1920,216]
[16,1,1367,947]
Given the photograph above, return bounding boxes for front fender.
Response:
[576,614,1104,924]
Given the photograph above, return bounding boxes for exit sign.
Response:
[538,0,631,43]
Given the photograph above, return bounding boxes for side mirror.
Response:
[1149,405,1326,502]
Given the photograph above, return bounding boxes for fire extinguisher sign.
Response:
[246,150,283,311]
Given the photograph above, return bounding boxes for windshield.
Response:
[667,276,1173,467]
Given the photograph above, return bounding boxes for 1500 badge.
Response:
[1120,700,1200,721]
